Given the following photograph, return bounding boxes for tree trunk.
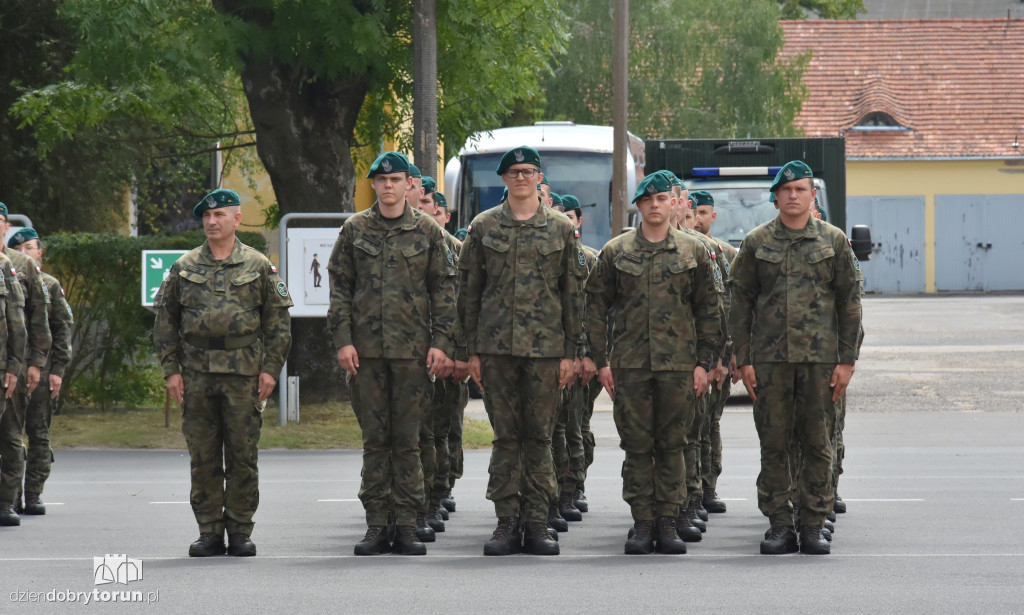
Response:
[238,55,368,214]
[413,0,438,179]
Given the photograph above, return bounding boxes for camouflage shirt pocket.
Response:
[231,271,263,310]
[806,245,835,283]
[614,252,645,294]
[177,268,208,309]
[755,243,786,264]
[664,256,697,296]
[481,233,511,278]
[537,236,565,279]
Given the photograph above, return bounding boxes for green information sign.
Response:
[141,250,188,307]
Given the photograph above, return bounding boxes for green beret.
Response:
[433,191,448,208]
[7,227,38,248]
[632,173,673,203]
[561,194,581,213]
[687,194,697,208]
[501,187,508,201]
[540,176,550,186]
[422,176,436,194]
[691,190,714,207]
[367,151,411,178]
[454,227,468,241]
[0,202,7,217]
[550,192,563,207]
[408,163,422,179]
[193,188,241,218]
[496,146,542,175]
[769,160,814,193]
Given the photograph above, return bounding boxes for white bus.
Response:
[444,122,644,250]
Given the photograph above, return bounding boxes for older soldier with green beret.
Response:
[0,204,50,527]
[7,228,73,517]
[691,190,737,515]
[729,160,862,555]
[328,152,459,556]
[458,145,587,556]
[583,173,720,554]
[154,189,293,557]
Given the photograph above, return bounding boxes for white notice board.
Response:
[285,227,341,317]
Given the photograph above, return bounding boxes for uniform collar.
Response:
[367,202,418,231]
[497,200,549,228]
[630,223,677,252]
[199,238,244,264]
[771,215,819,240]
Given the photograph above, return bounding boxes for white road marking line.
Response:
[317,498,361,502]
[148,501,189,504]
[841,498,924,502]
[720,498,749,501]
[1011,498,1024,501]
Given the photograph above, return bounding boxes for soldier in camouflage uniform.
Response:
[8,228,73,516]
[154,189,293,557]
[583,173,721,554]
[0,204,51,527]
[668,178,728,533]
[458,146,586,556]
[692,190,739,515]
[729,161,862,555]
[0,236,28,527]
[328,152,458,556]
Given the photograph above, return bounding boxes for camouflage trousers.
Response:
[612,369,693,521]
[439,380,468,495]
[349,358,431,526]
[480,355,559,524]
[552,380,586,495]
[832,393,846,492]
[419,378,465,511]
[0,382,22,505]
[700,377,731,492]
[580,379,600,480]
[23,373,57,494]
[752,363,835,529]
[684,388,708,502]
[180,369,263,537]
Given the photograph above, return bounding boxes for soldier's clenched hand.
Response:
[469,355,484,391]
[27,365,40,395]
[739,365,757,402]
[830,363,854,402]
[49,374,63,399]
[257,373,276,401]
[580,357,597,386]
[4,374,17,399]
[694,365,709,397]
[597,366,615,400]
[166,373,184,406]
[338,345,359,376]
[426,347,449,378]
[558,358,576,388]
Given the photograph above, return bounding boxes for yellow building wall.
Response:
[847,159,1024,293]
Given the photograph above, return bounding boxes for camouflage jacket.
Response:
[327,203,458,361]
[5,247,51,369]
[458,201,587,358]
[154,239,294,378]
[0,252,27,379]
[577,244,600,357]
[41,272,74,377]
[584,226,721,371]
[728,216,862,366]
[682,227,730,363]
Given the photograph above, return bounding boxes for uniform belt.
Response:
[184,333,259,350]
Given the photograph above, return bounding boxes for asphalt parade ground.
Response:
[2,296,1023,614]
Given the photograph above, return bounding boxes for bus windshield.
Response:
[457,151,614,250]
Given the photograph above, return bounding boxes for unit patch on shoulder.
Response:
[276,281,289,297]
[578,249,586,267]
[65,302,74,319]
[713,265,723,285]
[447,247,454,265]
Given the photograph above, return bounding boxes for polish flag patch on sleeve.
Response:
[270,264,278,274]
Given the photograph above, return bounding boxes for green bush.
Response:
[44,230,268,410]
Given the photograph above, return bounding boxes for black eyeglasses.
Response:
[504,168,538,179]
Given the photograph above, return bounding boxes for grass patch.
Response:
[51,402,494,450]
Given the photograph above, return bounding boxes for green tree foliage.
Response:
[779,0,864,19]
[44,231,266,409]
[542,0,812,140]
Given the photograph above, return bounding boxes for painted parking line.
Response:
[317,499,361,503]
[841,498,924,502]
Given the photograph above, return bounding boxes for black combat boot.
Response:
[188,533,225,557]
[822,527,832,542]
[624,519,655,554]
[354,525,391,555]
[23,492,45,515]
[547,502,568,533]
[824,518,835,533]
[426,506,446,532]
[227,533,257,557]
[414,513,436,542]
[702,488,727,514]
[833,493,847,514]
[799,527,830,555]
[674,512,703,542]
[682,502,706,533]
[483,517,522,556]
[826,508,837,523]
[438,506,449,521]
[523,521,560,555]
[655,517,687,554]
[760,526,798,555]
[692,495,709,522]
[573,484,588,513]
[0,503,20,526]
[14,494,23,515]
[392,525,427,555]
[558,491,583,522]
[441,490,456,513]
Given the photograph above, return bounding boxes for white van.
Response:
[444,122,644,250]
